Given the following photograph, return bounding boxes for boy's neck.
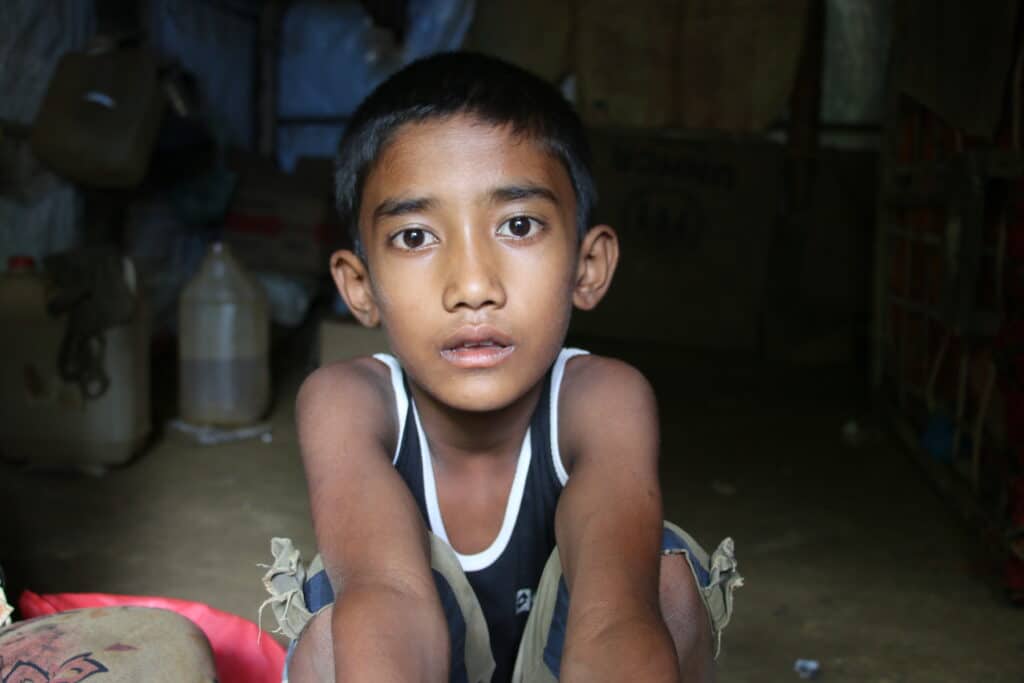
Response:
[407,378,546,467]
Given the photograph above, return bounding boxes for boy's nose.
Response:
[442,241,506,312]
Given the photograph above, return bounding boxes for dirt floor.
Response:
[2,334,1022,682]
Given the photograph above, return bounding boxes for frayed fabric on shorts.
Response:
[660,522,743,658]
[262,525,741,683]
[261,535,495,683]
[509,522,742,682]
[258,537,315,641]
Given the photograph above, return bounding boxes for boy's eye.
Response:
[497,216,542,239]
[390,228,438,250]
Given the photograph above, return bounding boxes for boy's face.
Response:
[333,114,616,413]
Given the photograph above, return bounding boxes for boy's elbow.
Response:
[332,582,451,682]
[561,610,680,683]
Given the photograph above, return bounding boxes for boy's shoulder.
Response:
[558,353,658,459]
[561,352,654,404]
[295,356,397,454]
[295,352,656,464]
[299,355,392,404]
[298,352,656,418]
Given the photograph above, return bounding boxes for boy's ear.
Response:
[572,224,619,311]
[330,249,380,327]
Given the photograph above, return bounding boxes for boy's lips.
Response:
[440,325,516,368]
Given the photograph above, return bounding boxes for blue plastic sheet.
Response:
[146,0,259,149]
[0,0,92,267]
[822,0,891,126]
[0,0,95,124]
[146,0,473,170]
[276,0,475,170]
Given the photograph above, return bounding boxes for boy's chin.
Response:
[414,370,544,415]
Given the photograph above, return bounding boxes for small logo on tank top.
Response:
[515,588,534,614]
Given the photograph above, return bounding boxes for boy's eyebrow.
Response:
[372,196,437,223]
[489,183,559,206]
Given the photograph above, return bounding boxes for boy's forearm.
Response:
[332,583,450,683]
[561,610,681,683]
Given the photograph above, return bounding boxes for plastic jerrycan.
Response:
[0,255,150,469]
[178,242,270,426]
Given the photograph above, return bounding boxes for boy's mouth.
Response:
[440,326,515,369]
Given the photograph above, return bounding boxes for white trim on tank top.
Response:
[550,348,589,486]
[372,353,408,465]
[413,402,533,572]
[372,347,587,571]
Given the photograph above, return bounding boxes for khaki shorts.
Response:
[260,522,741,683]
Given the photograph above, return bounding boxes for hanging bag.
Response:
[30,42,164,188]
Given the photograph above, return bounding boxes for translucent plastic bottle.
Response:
[178,242,269,426]
[0,255,150,470]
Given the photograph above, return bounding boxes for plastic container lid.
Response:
[7,255,35,271]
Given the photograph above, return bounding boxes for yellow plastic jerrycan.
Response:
[0,255,150,470]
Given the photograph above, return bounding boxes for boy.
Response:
[262,52,741,682]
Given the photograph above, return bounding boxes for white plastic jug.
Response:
[178,242,269,426]
[0,255,150,470]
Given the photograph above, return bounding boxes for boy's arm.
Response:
[297,359,449,682]
[554,356,681,683]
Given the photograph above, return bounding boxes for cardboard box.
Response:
[318,317,390,366]
[465,0,809,132]
[575,129,876,357]
[224,152,343,277]
[464,0,571,83]
[575,0,808,131]
[574,0,677,129]
[570,129,784,350]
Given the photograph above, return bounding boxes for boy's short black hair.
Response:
[335,51,596,252]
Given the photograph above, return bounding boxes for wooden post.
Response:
[256,0,290,159]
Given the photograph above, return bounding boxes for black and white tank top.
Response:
[373,348,587,682]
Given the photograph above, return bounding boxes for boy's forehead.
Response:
[363,115,574,207]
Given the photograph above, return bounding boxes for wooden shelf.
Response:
[885,403,1012,555]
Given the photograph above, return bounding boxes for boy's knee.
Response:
[659,553,714,680]
[660,524,742,661]
[286,605,335,683]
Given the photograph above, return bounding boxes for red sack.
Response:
[17,590,285,683]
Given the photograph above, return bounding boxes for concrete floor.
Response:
[2,335,1022,682]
